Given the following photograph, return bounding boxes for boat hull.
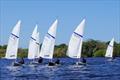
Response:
[13,62,22,66]
[76,62,86,65]
[48,62,56,66]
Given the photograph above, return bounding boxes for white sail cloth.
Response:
[28,25,38,59]
[5,20,21,59]
[105,38,114,58]
[40,20,58,59]
[35,32,40,58]
[67,19,85,58]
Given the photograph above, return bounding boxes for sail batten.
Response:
[73,32,83,38]
[47,33,55,39]
[11,33,19,38]
[30,36,36,41]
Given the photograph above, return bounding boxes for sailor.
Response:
[38,57,43,63]
[18,58,24,64]
[81,57,86,64]
[112,56,115,60]
[55,59,60,64]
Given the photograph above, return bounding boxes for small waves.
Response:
[0,58,120,80]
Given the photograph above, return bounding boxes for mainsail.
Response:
[40,20,58,59]
[28,25,38,59]
[105,38,114,58]
[5,20,21,59]
[67,19,85,59]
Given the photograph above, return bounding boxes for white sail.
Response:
[5,20,21,59]
[40,20,58,59]
[35,32,40,58]
[105,38,114,58]
[28,25,38,59]
[67,19,85,58]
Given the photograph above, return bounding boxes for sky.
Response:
[0,0,120,48]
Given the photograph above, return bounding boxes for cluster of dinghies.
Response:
[5,19,114,66]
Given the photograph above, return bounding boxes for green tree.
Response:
[93,49,106,57]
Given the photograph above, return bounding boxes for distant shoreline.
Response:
[0,39,120,58]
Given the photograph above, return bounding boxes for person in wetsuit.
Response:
[18,58,24,64]
[55,59,60,64]
[38,57,43,63]
[112,56,115,59]
[81,57,86,64]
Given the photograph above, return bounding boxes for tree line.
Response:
[0,39,120,58]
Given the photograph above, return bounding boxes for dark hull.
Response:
[48,62,56,66]
[13,62,22,66]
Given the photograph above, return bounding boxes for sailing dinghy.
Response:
[105,38,114,61]
[67,19,86,65]
[40,19,58,66]
[5,20,22,66]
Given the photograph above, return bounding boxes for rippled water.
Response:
[0,57,120,80]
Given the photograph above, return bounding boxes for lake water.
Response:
[0,57,120,80]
